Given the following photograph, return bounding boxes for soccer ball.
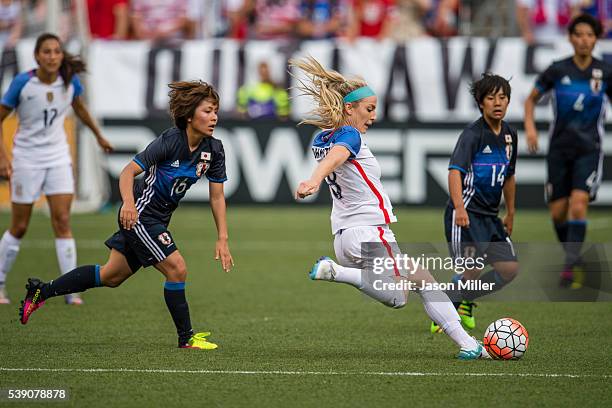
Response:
[483,317,529,360]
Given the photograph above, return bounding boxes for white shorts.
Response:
[11,164,75,204]
[333,225,399,270]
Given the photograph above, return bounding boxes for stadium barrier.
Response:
[0,38,610,208]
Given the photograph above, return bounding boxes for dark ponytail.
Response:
[34,33,86,89]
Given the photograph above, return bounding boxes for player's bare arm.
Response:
[71,96,114,153]
[295,145,350,199]
[0,104,13,178]
[503,175,516,236]
[449,169,469,228]
[209,181,233,273]
[523,88,540,154]
[118,161,142,230]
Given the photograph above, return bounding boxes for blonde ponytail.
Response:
[289,56,367,129]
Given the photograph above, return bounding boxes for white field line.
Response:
[0,367,609,379]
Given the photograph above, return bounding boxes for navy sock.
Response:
[554,221,568,243]
[460,270,510,301]
[163,282,193,346]
[565,220,587,267]
[41,265,102,299]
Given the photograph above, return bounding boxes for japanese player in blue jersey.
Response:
[431,74,520,334]
[0,33,113,306]
[524,14,612,288]
[18,80,234,350]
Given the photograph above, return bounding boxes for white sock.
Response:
[419,289,478,350]
[331,263,361,287]
[333,262,406,308]
[0,231,21,284]
[55,238,77,276]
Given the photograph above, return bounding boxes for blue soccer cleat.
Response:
[309,257,336,281]
[457,339,491,360]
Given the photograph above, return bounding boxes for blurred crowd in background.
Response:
[0,0,609,48]
[0,0,610,120]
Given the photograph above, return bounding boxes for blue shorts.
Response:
[546,148,602,203]
[105,222,177,273]
[444,206,517,264]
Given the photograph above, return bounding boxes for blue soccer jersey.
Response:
[132,127,227,225]
[535,56,612,152]
[448,118,518,216]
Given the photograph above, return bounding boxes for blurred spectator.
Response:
[425,0,459,37]
[130,0,191,41]
[224,0,253,39]
[516,0,582,44]
[253,0,301,40]
[297,0,347,39]
[347,0,397,40]
[391,0,431,41]
[87,0,129,40]
[580,0,612,38]
[237,61,290,119]
[0,0,21,48]
[21,0,72,41]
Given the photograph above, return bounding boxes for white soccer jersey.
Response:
[1,70,83,169]
[311,126,397,235]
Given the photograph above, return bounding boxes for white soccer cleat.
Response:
[309,257,337,281]
[457,338,491,360]
[0,285,10,304]
[65,293,84,305]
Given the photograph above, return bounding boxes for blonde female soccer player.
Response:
[0,33,113,305]
[292,56,489,360]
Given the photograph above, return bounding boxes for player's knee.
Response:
[499,263,520,282]
[51,213,71,235]
[9,224,28,239]
[569,204,587,220]
[167,259,188,282]
[385,292,407,309]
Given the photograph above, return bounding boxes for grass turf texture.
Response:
[0,207,611,407]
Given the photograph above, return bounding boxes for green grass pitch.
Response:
[1,206,611,407]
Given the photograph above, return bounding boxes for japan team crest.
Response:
[158,232,172,246]
[590,69,603,93]
[504,134,513,161]
[196,151,212,177]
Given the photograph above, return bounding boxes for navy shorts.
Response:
[105,222,177,273]
[444,206,517,265]
[546,148,602,203]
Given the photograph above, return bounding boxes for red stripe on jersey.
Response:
[348,159,391,224]
[377,226,400,277]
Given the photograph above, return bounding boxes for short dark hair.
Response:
[470,73,511,113]
[568,14,603,37]
[168,80,219,129]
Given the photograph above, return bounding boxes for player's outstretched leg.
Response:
[18,265,103,324]
[309,257,406,308]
